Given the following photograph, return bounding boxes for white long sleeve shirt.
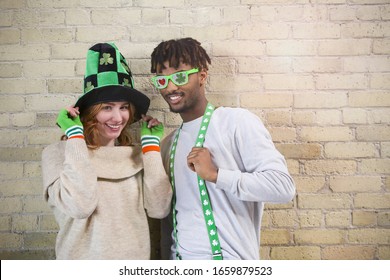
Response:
[161,107,295,260]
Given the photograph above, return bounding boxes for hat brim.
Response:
[74,85,150,123]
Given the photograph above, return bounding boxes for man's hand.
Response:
[187,147,218,183]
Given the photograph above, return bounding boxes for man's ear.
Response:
[199,69,208,86]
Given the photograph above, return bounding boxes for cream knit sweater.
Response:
[41,138,172,259]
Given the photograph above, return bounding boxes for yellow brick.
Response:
[359,159,390,174]
[24,162,42,178]
[292,111,316,125]
[0,45,50,61]
[0,216,11,231]
[343,108,368,124]
[240,23,289,40]
[214,41,265,57]
[0,147,43,161]
[325,211,351,227]
[36,113,57,127]
[270,246,321,260]
[23,232,57,249]
[348,229,390,244]
[0,162,24,180]
[66,9,91,25]
[342,22,389,38]
[0,63,22,78]
[76,26,128,42]
[23,197,52,213]
[319,39,371,55]
[317,74,368,90]
[261,229,291,245]
[298,194,353,209]
[27,128,62,145]
[286,159,300,175]
[13,215,39,232]
[330,176,382,192]
[0,233,22,249]
[349,91,390,107]
[356,6,381,20]
[378,212,390,227]
[304,160,357,175]
[23,61,75,78]
[211,75,262,92]
[10,112,36,127]
[294,93,347,109]
[293,57,342,73]
[0,96,24,112]
[298,210,323,228]
[373,39,390,54]
[51,43,90,59]
[240,93,293,108]
[0,179,41,196]
[39,11,65,26]
[263,74,314,90]
[22,28,72,43]
[370,108,390,124]
[353,211,377,226]
[91,9,141,25]
[354,193,390,209]
[357,125,390,141]
[40,215,59,231]
[276,143,322,159]
[322,245,376,260]
[293,23,340,39]
[0,29,20,44]
[25,95,76,111]
[268,127,297,142]
[268,210,298,227]
[266,40,317,55]
[371,73,390,90]
[300,127,353,141]
[0,198,22,213]
[378,246,390,260]
[266,110,292,126]
[0,79,46,94]
[294,176,325,193]
[325,142,378,158]
[314,110,342,125]
[295,229,345,245]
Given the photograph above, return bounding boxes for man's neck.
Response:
[180,99,209,122]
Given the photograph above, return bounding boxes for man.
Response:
[150,37,295,260]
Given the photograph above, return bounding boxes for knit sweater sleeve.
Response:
[142,151,172,219]
[41,139,98,219]
[215,110,295,203]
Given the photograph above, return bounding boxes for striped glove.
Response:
[140,122,164,154]
[56,109,84,140]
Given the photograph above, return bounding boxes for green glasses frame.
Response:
[151,68,199,89]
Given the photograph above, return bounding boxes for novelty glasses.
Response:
[151,68,199,89]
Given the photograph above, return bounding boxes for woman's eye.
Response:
[102,106,111,110]
[121,105,129,110]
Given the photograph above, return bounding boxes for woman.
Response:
[41,43,172,259]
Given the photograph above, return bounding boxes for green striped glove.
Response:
[140,122,164,153]
[56,109,84,139]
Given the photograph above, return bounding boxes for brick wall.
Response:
[0,0,389,260]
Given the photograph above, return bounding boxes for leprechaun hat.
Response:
[75,42,150,122]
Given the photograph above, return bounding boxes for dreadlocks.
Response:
[150,37,211,73]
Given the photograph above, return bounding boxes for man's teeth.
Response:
[169,95,181,100]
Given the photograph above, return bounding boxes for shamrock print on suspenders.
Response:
[169,103,223,260]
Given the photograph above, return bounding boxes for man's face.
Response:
[155,61,207,116]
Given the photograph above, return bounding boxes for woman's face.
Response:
[95,101,130,147]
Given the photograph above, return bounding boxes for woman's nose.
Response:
[111,108,122,122]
